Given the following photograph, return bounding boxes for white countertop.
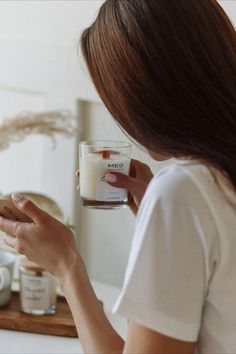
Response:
[0,281,127,354]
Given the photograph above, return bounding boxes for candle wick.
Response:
[102,150,111,159]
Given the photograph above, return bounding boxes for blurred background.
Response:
[0,0,235,288]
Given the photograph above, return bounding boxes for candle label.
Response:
[96,159,130,201]
[21,274,50,310]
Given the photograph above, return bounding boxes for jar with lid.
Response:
[19,258,57,315]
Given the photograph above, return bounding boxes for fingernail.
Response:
[12,193,24,202]
[105,173,117,183]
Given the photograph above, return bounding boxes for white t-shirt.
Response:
[113,160,236,354]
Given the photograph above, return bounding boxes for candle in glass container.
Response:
[19,258,57,315]
[79,141,131,209]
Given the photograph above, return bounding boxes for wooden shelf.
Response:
[0,292,77,337]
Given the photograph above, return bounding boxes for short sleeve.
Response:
[113,165,216,342]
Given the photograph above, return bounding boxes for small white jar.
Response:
[19,258,57,315]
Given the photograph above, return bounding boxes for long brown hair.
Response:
[81,0,236,192]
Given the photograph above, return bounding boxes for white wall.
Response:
[219,1,236,24]
[0,90,44,195]
[0,1,103,226]
[0,0,103,102]
[0,1,102,46]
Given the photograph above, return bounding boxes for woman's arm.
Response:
[0,194,124,354]
[61,257,196,354]
[124,321,196,354]
[60,254,124,353]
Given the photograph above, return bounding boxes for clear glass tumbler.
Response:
[19,258,57,315]
[79,140,132,209]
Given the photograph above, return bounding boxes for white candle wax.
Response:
[80,153,130,202]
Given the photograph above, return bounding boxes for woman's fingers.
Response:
[75,160,152,184]
[76,159,152,213]
[12,193,48,223]
[0,217,20,237]
[4,233,28,255]
[105,172,147,202]
[0,216,29,254]
[127,192,138,215]
[4,234,17,249]
[130,159,153,182]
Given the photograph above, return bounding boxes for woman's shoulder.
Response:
[142,159,212,207]
[139,158,235,235]
[148,158,234,206]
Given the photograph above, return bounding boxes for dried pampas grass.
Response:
[0,110,76,151]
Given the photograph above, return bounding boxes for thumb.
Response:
[11,193,48,223]
[104,172,147,201]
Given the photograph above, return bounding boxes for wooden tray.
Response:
[0,292,77,337]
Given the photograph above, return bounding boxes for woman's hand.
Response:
[0,193,79,282]
[105,159,153,215]
[76,159,153,215]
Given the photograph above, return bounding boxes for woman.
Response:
[1,0,236,352]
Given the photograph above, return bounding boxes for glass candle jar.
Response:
[19,258,57,315]
[79,140,132,209]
